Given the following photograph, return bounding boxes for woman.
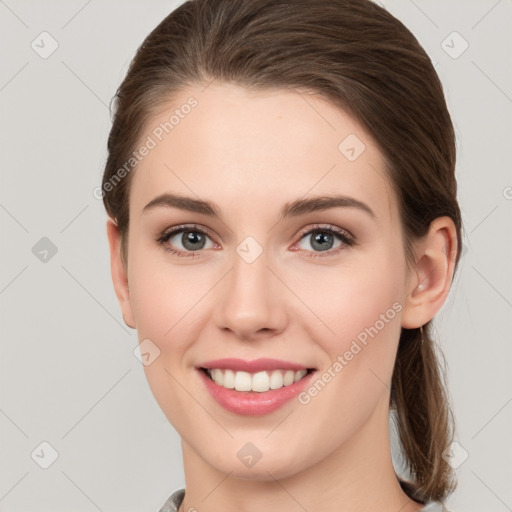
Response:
[101,0,462,510]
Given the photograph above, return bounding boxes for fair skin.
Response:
[107,83,457,512]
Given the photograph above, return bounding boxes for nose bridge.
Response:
[214,238,287,337]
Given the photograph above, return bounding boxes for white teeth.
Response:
[211,368,223,385]
[269,370,283,389]
[294,369,307,382]
[234,371,252,391]
[252,371,270,392]
[223,369,235,389]
[206,368,308,392]
[283,370,295,386]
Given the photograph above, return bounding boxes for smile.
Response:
[202,368,311,392]
[196,358,317,416]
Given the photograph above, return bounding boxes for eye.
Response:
[156,224,217,257]
[292,225,355,257]
[156,223,355,258]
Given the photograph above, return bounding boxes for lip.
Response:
[198,358,311,373]
[196,364,316,416]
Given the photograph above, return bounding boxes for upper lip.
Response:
[198,358,313,373]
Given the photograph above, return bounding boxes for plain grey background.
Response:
[1,0,511,511]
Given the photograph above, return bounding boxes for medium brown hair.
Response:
[102,0,462,504]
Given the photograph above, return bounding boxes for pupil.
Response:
[183,231,204,250]
[312,232,332,251]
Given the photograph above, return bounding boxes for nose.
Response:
[212,247,289,341]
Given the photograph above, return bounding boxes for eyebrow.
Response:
[141,192,375,220]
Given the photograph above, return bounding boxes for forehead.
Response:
[129,82,397,225]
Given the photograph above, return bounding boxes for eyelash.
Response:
[155,223,355,259]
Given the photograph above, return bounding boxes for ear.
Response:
[401,216,458,329]
[106,219,136,329]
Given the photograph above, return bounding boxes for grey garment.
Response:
[158,488,449,511]
[158,489,185,512]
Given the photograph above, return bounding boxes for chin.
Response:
[209,450,306,481]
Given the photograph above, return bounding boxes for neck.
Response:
[178,397,424,512]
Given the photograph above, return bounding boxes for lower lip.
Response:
[197,368,316,416]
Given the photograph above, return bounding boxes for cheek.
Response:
[126,243,214,352]
[287,256,405,433]
[288,252,405,364]
[126,247,212,424]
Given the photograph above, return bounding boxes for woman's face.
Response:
[113,82,417,478]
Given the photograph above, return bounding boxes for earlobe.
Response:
[401,216,458,329]
[106,219,136,329]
